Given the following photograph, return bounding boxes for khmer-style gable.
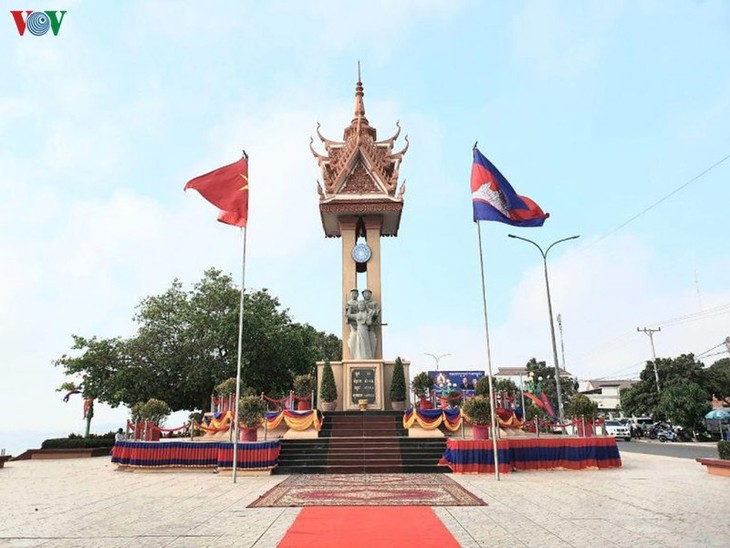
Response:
[311,77,408,237]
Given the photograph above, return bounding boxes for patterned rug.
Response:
[247,473,487,507]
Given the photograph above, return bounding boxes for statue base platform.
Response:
[317,359,410,411]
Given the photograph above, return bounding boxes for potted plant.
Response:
[390,357,407,411]
[319,360,338,411]
[215,377,237,396]
[238,395,266,442]
[440,386,462,409]
[214,377,237,413]
[462,396,492,440]
[135,398,171,441]
[411,371,434,409]
[293,374,315,410]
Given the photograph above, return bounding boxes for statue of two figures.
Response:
[345,288,380,360]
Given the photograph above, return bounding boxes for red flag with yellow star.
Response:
[184,156,249,227]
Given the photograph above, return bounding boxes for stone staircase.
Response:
[274,410,447,474]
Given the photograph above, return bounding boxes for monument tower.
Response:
[312,73,410,410]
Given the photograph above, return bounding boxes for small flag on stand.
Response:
[471,147,548,227]
[184,156,249,227]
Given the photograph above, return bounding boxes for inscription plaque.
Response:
[351,368,376,404]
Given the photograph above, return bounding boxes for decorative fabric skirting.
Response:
[247,473,487,507]
[110,440,280,471]
[264,409,323,432]
[403,406,524,432]
[440,437,621,474]
[403,407,462,432]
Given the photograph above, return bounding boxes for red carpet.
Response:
[278,506,459,548]
[249,473,485,507]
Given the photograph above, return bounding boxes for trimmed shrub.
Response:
[132,398,171,426]
[411,372,434,398]
[238,395,266,429]
[41,437,114,449]
[462,396,492,425]
[474,376,491,397]
[294,374,316,397]
[718,440,730,460]
[319,360,337,403]
[390,357,406,402]
[215,377,238,396]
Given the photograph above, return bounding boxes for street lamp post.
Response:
[508,234,580,427]
[424,352,451,371]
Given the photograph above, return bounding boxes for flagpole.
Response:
[232,217,248,484]
[476,221,500,481]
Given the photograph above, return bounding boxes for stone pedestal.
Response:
[317,359,410,411]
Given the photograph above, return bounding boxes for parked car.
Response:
[632,417,654,432]
[604,419,632,441]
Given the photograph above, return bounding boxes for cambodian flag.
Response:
[471,147,549,226]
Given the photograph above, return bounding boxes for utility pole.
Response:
[637,327,661,393]
[557,314,568,374]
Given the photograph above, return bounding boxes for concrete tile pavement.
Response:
[0,451,728,547]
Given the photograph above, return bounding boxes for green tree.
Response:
[703,358,730,401]
[622,354,707,418]
[55,268,341,413]
[565,393,598,419]
[654,382,711,433]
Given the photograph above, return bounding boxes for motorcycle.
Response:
[657,427,677,442]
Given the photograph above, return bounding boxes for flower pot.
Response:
[472,424,490,440]
[240,427,258,442]
[320,401,337,412]
[297,401,311,411]
[418,396,433,410]
[391,400,406,411]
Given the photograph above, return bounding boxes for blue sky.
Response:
[2,0,729,454]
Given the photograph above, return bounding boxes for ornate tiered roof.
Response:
[311,76,408,237]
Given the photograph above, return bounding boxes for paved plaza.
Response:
[1,451,728,547]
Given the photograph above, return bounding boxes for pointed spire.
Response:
[352,61,368,125]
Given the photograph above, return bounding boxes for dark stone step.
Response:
[327,430,404,436]
[323,410,405,416]
[328,420,399,425]
[274,464,448,475]
[275,430,448,475]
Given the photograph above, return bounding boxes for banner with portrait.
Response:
[429,370,485,398]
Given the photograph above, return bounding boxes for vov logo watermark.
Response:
[11,10,67,36]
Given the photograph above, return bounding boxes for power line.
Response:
[596,152,730,243]
[653,302,730,328]
[700,351,727,360]
[592,360,646,380]
[696,340,727,359]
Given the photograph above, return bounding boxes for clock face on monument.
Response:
[352,243,371,264]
